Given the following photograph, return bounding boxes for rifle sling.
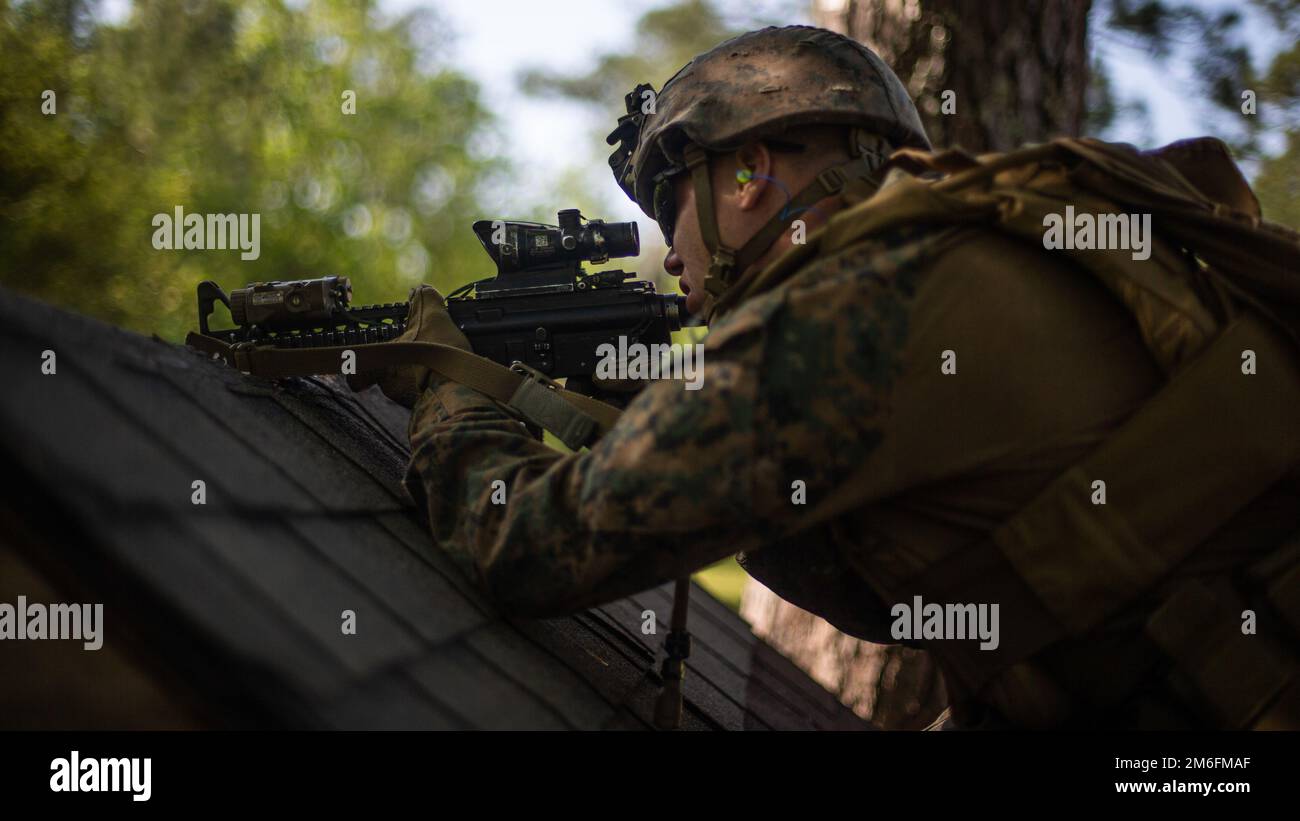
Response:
[185,333,622,450]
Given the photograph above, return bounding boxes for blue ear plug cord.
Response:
[736,169,826,222]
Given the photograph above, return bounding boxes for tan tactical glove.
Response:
[347,284,472,408]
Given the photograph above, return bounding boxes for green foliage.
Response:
[0,0,505,340]
[1250,1,1300,225]
[1254,132,1300,227]
[1103,1,1299,155]
[1088,1,1300,223]
[693,555,748,612]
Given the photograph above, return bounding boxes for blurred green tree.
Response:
[0,0,504,339]
[1104,0,1300,224]
[1255,132,1300,227]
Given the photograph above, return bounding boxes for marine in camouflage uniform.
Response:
[379,26,1300,729]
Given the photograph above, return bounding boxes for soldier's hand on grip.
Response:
[347,284,472,408]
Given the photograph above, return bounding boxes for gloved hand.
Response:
[347,284,472,408]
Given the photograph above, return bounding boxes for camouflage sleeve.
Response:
[403,260,912,617]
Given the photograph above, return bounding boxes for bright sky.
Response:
[401,0,664,223]
[1094,0,1290,163]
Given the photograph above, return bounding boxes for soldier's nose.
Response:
[663,249,684,279]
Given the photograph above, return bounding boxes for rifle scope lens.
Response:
[598,221,639,258]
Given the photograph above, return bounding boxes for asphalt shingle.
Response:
[0,287,868,731]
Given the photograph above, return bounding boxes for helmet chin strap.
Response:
[681,129,889,321]
[681,143,735,301]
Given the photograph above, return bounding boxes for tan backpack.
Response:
[745,136,1300,728]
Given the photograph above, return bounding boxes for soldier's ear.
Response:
[734,140,773,177]
[733,141,772,209]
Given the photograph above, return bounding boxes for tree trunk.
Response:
[816,0,1092,152]
[741,581,947,729]
[740,0,1094,729]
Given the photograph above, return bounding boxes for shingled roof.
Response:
[0,287,866,730]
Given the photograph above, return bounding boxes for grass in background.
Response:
[692,555,747,613]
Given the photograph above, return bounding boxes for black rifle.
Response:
[194,209,690,397]
[191,209,697,726]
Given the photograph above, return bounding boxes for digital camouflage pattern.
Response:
[403,158,1245,727]
[404,135,1300,728]
[609,25,931,221]
[404,220,938,618]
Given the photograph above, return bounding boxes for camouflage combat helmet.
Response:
[607,25,931,310]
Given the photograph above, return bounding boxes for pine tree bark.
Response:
[741,582,948,729]
[816,0,1092,152]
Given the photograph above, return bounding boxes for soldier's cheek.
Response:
[685,287,708,317]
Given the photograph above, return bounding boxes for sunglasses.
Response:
[651,167,686,248]
[650,139,807,248]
